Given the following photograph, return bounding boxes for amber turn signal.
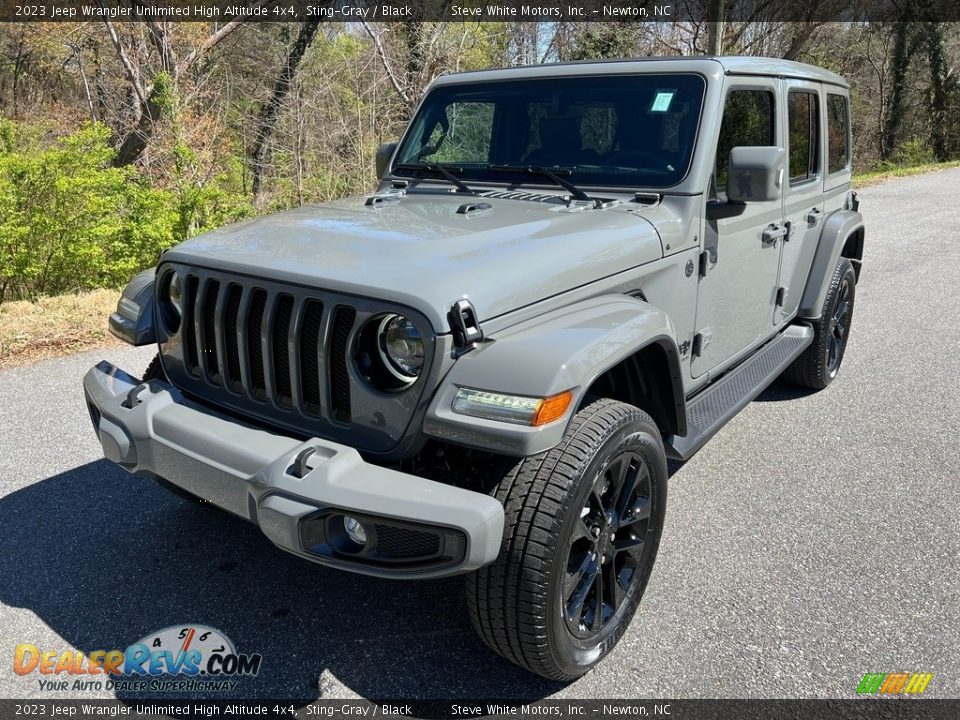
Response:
[532,390,573,427]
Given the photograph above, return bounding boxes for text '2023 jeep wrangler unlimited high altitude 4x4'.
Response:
[85,57,864,680]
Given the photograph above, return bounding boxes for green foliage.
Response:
[0,122,173,302]
[171,155,253,238]
[875,136,937,170]
[151,71,176,113]
[0,121,250,304]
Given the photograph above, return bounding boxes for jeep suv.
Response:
[85,57,864,680]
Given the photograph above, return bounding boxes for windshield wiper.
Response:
[394,162,474,194]
[489,164,597,206]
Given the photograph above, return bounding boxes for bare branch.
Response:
[102,19,147,107]
[361,21,410,104]
[144,19,176,72]
[176,7,266,75]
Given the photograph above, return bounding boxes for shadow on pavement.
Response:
[753,380,817,403]
[0,460,563,704]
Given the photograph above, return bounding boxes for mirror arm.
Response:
[706,200,747,221]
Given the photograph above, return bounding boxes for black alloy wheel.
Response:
[563,451,654,639]
[466,398,667,680]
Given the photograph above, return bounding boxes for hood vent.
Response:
[479,190,567,204]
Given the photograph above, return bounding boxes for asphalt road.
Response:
[1,168,959,704]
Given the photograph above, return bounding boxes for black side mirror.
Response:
[375,142,397,179]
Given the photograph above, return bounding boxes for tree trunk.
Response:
[707,0,724,56]
[250,21,321,210]
[115,91,164,166]
[882,22,915,160]
[402,21,424,110]
[924,22,949,161]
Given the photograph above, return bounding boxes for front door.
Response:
[692,79,784,378]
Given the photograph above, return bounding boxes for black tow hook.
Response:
[290,447,317,479]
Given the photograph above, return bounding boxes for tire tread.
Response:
[465,398,661,680]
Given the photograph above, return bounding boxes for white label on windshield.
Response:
[651,91,675,112]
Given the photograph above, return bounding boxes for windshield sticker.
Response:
[651,91,675,112]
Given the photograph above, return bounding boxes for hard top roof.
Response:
[431,56,849,89]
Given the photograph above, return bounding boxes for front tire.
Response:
[143,353,165,382]
[465,398,667,680]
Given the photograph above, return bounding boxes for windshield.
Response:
[393,73,706,190]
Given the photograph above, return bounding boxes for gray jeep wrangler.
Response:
[85,57,864,680]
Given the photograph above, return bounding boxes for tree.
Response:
[881,20,919,160]
[923,22,952,161]
[102,15,255,166]
[249,21,323,209]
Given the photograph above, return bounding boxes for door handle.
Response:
[762,224,787,247]
[807,207,823,225]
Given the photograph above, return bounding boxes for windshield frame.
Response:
[389,72,708,193]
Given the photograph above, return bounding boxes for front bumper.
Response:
[83,360,504,579]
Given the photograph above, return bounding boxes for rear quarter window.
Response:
[827,94,850,173]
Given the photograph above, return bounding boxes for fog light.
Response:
[343,516,368,545]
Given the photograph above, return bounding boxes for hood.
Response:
[163,192,664,331]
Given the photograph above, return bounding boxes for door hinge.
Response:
[692,329,712,357]
[775,286,787,307]
[678,339,691,357]
[761,224,788,247]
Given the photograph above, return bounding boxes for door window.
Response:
[788,91,820,184]
[715,90,775,199]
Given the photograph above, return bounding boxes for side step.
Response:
[667,324,814,461]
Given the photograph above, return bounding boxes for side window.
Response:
[827,94,850,173]
[715,89,774,198]
[788,91,820,184]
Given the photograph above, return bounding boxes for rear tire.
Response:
[465,398,667,680]
[783,257,857,390]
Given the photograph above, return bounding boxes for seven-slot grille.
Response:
[177,272,357,425]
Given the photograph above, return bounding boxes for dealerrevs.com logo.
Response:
[857,672,934,696]
[14,624,262,693]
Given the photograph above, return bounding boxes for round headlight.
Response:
[377,314,423,381]
[168,272,182,318]
[159,270,182,334]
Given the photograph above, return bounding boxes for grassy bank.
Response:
[0,289,120,369]
[854,159,960,187]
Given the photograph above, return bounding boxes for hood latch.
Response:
[449,299,483,348]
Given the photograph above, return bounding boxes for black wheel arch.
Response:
[580,337,687,437]
[841,226,865,281]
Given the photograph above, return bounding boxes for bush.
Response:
[0,123,177,303]
[0,121,252,305]
[875,137,937,171]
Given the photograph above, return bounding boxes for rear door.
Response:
[776,79,825,323]
[692,78,784,378]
